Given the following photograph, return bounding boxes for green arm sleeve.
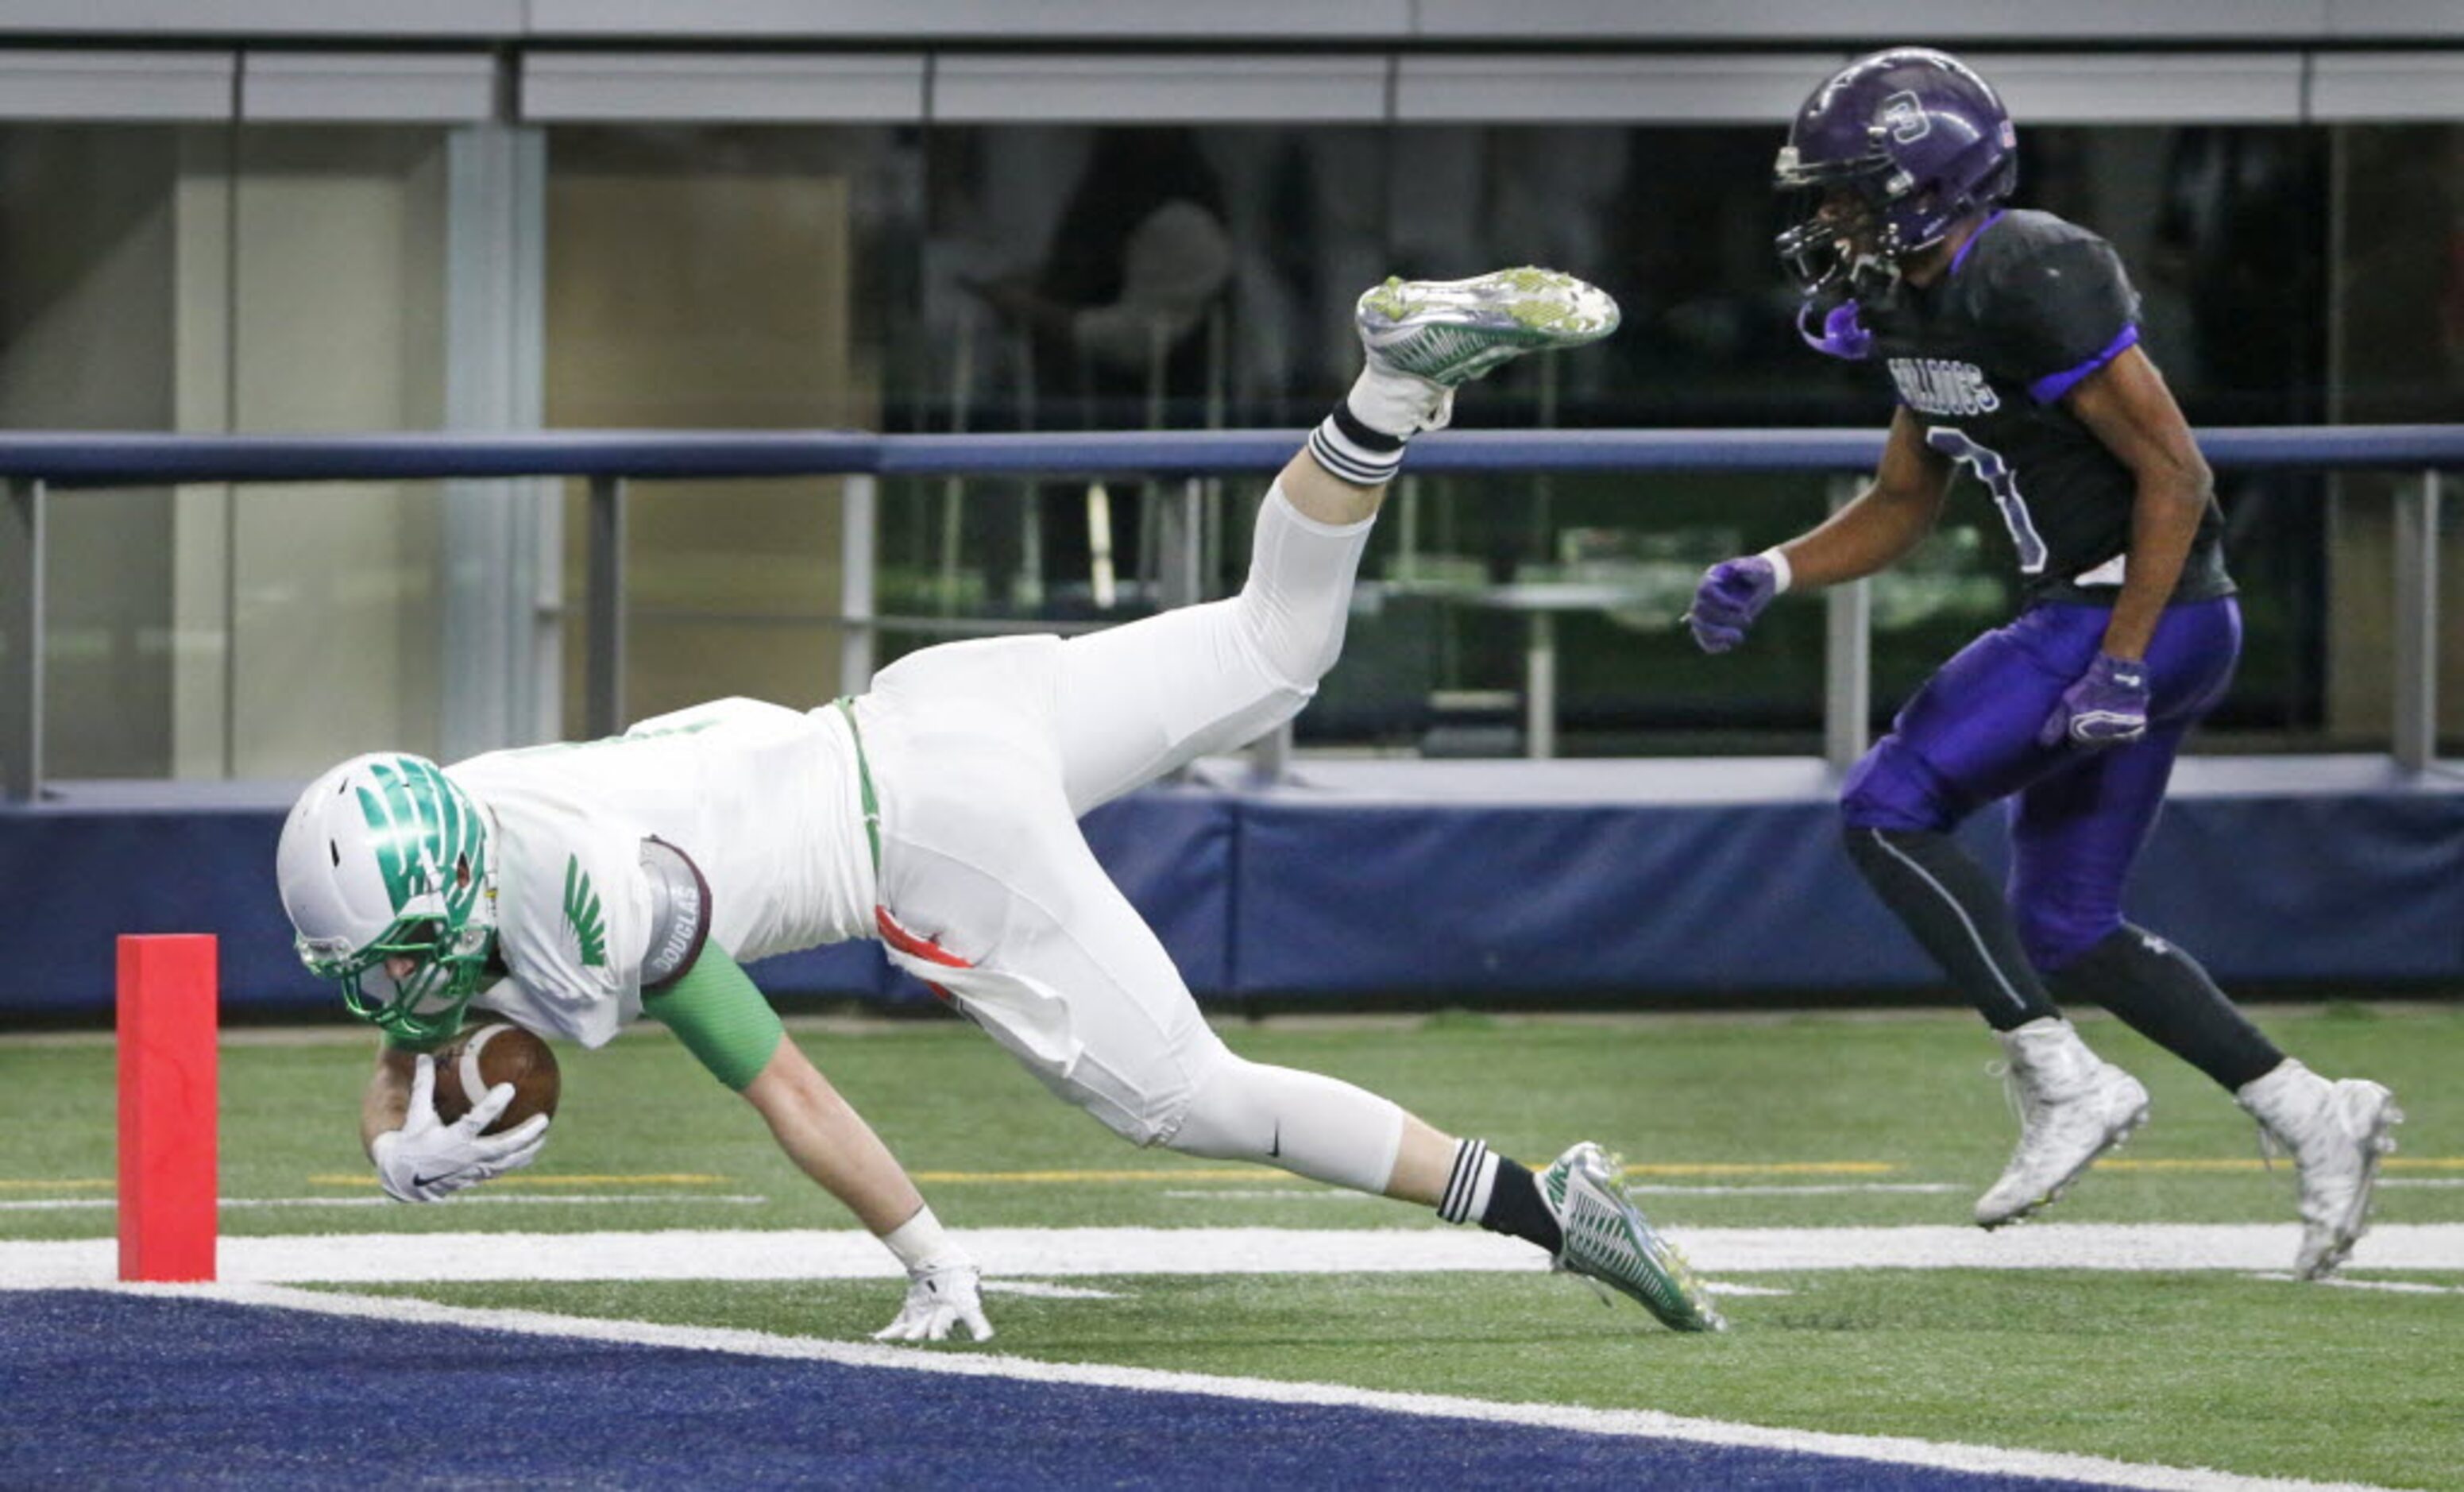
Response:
[639,941,786,1092]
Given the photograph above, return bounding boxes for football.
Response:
[430,1020,561,1134]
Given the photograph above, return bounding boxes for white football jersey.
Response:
[446,698,875,1047]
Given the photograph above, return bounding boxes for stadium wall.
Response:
[6,754,2458,1020]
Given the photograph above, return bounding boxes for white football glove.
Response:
[371,1053,551,1203]
[872,1261,994,1344]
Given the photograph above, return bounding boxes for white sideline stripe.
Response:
[1161,1189,1377,1200]
[0,1195,768,1213]
[106,1282,2383,1492]
[1632,1183,1964,1197]
[6,1224,2462,1289]
[2250,1272,2464,1297]
[1161,1183,1966,1200]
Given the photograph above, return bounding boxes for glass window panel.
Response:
[2326,123,2464,754]
[224,127,454,777]
[14,106,2446,773]
[0,126,195,779]
[544,124,917,725]
[890,123,1386,693]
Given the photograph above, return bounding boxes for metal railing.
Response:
[3,425,2458,800]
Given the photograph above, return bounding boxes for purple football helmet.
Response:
[1773,48,2018,298]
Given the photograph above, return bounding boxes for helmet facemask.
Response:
[1774,160,1910,302]
[304,908,494,1047]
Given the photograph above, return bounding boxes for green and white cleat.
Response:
[1355,267,1621,388]
[1542,1141,1727,1333]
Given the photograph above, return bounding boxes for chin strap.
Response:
[1797,298,1874,361]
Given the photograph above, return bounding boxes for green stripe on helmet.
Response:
[356,755,487,924]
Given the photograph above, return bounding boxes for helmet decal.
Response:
[1880,92,1929,145]
[355,755,484,922]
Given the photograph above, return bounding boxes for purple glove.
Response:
[1686,556,1781,654]
[2039,653,2150,748]
[1796,299,1872,361]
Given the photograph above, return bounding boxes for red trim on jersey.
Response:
[875,906,968,1004]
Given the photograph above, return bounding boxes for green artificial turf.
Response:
[363,1268,2464,1490]
[7,1003,2460,1484]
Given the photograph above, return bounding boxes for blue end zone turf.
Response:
[1,1291,2102,1489]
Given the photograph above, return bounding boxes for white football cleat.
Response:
[2238,1060,2403,1280]
[1355,267,1620,392]
[1540,1141,1725,1333]
[1974,1018,2149,1229]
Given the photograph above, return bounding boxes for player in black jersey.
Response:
[1687,48,2398,1278]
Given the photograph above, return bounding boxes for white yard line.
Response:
[6,1223,2462,1289]
[82,1281,2387,1492]
[980,1281,1122,1300]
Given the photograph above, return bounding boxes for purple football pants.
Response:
[1840,597,2242,972]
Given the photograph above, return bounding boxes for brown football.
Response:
[430,1020,561,1134]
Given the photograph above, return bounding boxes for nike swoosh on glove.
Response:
[1686,555,1780,654]
[2039,652,2151,748]
[371,1053,551,1203]
[873,1261,994,1345]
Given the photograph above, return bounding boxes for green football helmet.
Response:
[276,752,499,1046]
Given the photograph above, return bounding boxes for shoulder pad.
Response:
[639,837,713,989]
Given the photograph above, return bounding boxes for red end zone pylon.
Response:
[117,934,218,1282]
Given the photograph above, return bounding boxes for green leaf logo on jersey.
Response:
[562,855,608,968]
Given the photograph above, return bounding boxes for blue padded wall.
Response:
[3,756,2457,1018]
[1229,763,2464,994]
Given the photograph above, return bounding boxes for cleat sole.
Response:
[1356,267,1620,386]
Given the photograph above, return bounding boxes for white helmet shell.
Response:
[279,754,418,964]
[276,752,496,972]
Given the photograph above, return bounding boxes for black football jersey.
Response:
[1860,209,2233,606]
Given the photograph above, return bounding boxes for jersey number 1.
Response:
[1925,426,2049,574]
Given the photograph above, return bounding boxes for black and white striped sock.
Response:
[1307,400,1410,488]
[1438,1138,1500,1224]
[1440,1140,1564,1254]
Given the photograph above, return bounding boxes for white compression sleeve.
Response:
[1053,481,1375,814]
[1238,481,1375,690]
[1168,1052,1406,1195]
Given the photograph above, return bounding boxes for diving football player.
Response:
[279,268,1727,1339]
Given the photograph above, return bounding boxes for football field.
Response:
[4,1003,2459,1488]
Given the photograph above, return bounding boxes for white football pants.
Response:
[853,485,1405,1191]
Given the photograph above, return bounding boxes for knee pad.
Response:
[1169,1051,1404,1194]
[1840,737,1958,833]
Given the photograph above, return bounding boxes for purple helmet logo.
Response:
[1880,92,1930,144]
[1773,48,2019,300]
